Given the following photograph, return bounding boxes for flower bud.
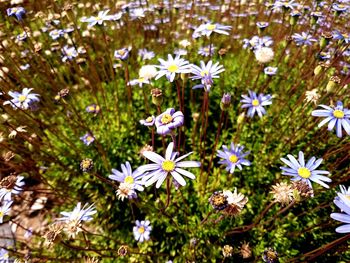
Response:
[151,88,163,106]
[220,93,231,111]
[326,76,341,94]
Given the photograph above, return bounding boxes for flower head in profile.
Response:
[240,90,272,118]
[155,54,191,82]
[190,61,225,92]
[333,30,350,44]
[264,66,278,76]
[192,22,231,38]
[0,175,25,201]
[330,185,350,233]
[280,151,331,190]
[7,7,26,20]
[138,49,155,60]
[114,47,131,61]
[62,46,78,62]
[140,116,155,127]
[80,133,95,146]
[4,88,40,110]
[198,45,216,57]
[86,104,101,114]
[305,89,320,105]
[57,202,96,238]
[155,108,184,135]
[292,32,317,46]
[133,220,151,242]
[312,101,350,138]
[109,161,144,193]
[137,142,200,188]
[0,201,13,223]
[81,10,114,28]
[217,143,251,174]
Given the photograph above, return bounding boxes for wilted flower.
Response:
[292,181,314,200]
[44,223,63,247]
[4,88,40,110]
[222,245,233,258]
[109,161,144,193]
[86,104,101,114]
[240,90,272,118]
[137,142,200,188]
[280,151,331,190]
[223,188,248,216]
[217,142,251,174]
[133,220,152,242]
[311,101,350,138]
[155,108,184,135]
[118,245,129,256]
[270,182,294,205]
[57,202,96,238]
[116,183,136,200]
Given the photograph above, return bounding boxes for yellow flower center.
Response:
[298,167,311,178]
[88,106,95,111]
[252,99,259,106]
[86,136,94,142]
[168,64,179,73]
[333,110,344,119]
[95,105,100,111]
[138,226,145,234]
[18,95,26,102]
[146,116,153,122]
[161,114,173,124]
[200,70,209,77]
[162,160,175,172]
[0,211,3,218]
[204,48,209,52]
[229,154,239,163]
[118,50,125,56]
[124,176,134,184]
[206,24,216,31]
[82,160,91,169]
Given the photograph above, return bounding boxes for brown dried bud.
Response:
[118,245,129,256]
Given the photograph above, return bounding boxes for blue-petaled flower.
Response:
[190,61,225,92]
[62,46,78,62]
[198,45,216,57]
[0,175,25,201]
[57,202,96,238]
[137,142,201,188]
[330,186,350,233]
[280,151,331,190]
[133,220,151,242]
[292,32,317,46]
[85,104,101,114]
[264,66,278,76]
[256,22,269,29]
[155,108,184,135]
[271,0,298,11]
[81,10,114,28]
[128,77,150,88]
[192,22,231,38]
[138,49,155,60]
[80,133,95,146]
[109,161,144,192]
[0,201,13,224]
[49,29,65,40]
[155,54,191,82]
[217,143,251,174]
[114,47,131,61]
[311,101,350,138]
[140,116,155,127]
[332,3,348,13]
[0,248,10,263]
[333,30,350,44]
[243,36,273,50]
[7,7,26,20]
[240,90,272,118]
[3,88,40,110]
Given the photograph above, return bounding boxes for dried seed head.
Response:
[262,247,278,263]
[44,223,63,247]
[80,158,94,172]
[292,181,314,201]
[0,175,17,190]
[270,182,294,205]
[223,188,248,216]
